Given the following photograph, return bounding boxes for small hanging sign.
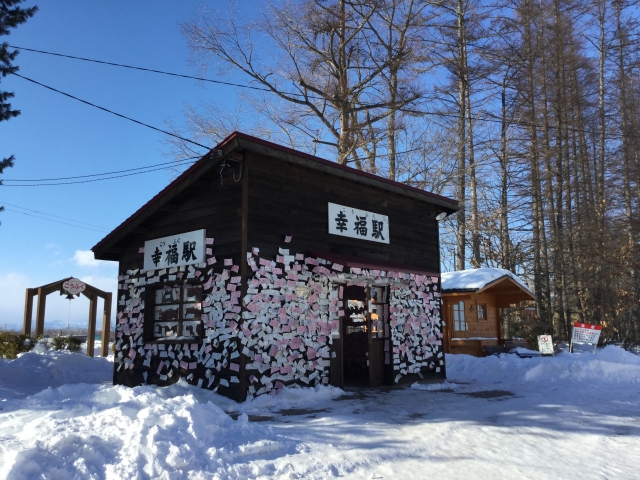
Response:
[63,278,86,296]
[328,202,389,244]
[143,229,206,271]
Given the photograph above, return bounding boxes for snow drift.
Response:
[446,345,640,385]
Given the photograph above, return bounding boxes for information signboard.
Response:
[570,322,602,353]
[537,335,554,355]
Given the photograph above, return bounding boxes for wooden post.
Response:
[35,287,46,337]
[101,292,112,357]
[87,293,98,357]
[23,289,35,335]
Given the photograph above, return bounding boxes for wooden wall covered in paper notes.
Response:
[109,147,447,402]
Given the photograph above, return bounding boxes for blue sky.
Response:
[0,1,251,331]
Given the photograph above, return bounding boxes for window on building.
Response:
[147,284,203,341]
[453,301,466,330]
[477,303,486,320]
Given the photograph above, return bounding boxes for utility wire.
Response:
[2,208,110,233]
[10,45,309,98]
[10,73,211,150]
[3,156,200,182]
[12,46,640,143]
[1,161,198,186]
[0,201,110,230]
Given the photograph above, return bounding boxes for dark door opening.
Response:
[341,285,389,387]
[342,285,369,386]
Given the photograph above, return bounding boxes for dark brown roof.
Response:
[92,132,458,258]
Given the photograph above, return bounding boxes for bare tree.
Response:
[182,0,422,165]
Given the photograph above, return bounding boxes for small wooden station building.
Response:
[441,268,535,356]
[92,132,458,401]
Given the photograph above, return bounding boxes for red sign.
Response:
[573,323,602,330]
[571,322,602,345]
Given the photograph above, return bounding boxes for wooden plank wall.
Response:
[245,154,440,270]
[444,293,499,340]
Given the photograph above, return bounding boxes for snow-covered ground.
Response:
[1,347,638,479]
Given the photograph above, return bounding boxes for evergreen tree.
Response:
[0,0,37,203]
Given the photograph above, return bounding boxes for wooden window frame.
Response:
[145,282,204,343]
[477,303,487,320]
[453,301,467,331]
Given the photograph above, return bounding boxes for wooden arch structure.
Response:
[23,277,112,357]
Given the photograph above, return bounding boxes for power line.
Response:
[3,156,200,182]
[1,161,198,186]
[0,201,110,230]
[10,44,309,98]
[2,208,110,233]
[12,46,640,143]
[10,73,211,150]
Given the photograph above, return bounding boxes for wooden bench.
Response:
[504,340,541,358]
[483,345,507,356]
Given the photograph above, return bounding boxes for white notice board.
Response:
[328,203,389,244]
[143,229,206,271]
[570,322,602,353]
[537,335,554,355]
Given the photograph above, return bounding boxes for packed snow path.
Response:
[1,347,638,479]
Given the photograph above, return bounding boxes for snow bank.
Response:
[0,348,347,479]
[0,383,292,479]
[0,350,113,401]
[237,384,346,414]
[447,345,640,385]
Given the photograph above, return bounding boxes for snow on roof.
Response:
[441,267,533,296]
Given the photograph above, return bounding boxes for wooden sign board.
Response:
[328,202,389,244]
[63,278,86,296]
[143,229,206,271]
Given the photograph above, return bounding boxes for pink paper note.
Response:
[138,247,144,253]
[284,235,292,243]
[189,362,197,369]
[229,362,240,372]
[179,361,188,369]
[206,237,214,245]
[207,256,217,265]
[224,258,233,266]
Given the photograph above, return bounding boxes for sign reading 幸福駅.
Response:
[328,203,389,244]
[143,229,206,271]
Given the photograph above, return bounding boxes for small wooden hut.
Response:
[92,132,458,401]
[441,268,534,356]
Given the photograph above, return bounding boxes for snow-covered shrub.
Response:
[0,332,35,359]
[51,336,82,353]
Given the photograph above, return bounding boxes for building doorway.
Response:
[341,285,389,387]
